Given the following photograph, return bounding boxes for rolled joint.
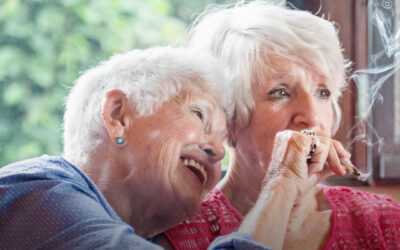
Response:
[340,158,360,176]
[340,158,369,182]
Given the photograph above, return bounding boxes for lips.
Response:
[181,157,208,185]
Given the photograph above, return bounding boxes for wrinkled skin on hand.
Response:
[239,129,350,249]
[263,130,347,204]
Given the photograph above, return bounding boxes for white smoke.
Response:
[349,0,399,154]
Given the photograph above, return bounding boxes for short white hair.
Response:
[187,1,350,133]
[63,46,233,166]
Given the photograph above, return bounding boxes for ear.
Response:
[102,89,132,146]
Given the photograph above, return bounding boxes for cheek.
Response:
[156,141,180,174]
[251,105,285,139]
[146,129,162,140]
[153,119,203,171]
[247,105,291,160]
[173,119,204,144]
[180,129,201,142]
[319,104,334,135]
[153,117,202,142]
[146,124,184,173]
[237,115,275,160]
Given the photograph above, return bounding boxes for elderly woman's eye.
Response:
[193,109,203,120]
[268,88,289,99]
[319,89,331,99]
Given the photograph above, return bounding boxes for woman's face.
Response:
[125,84,227,217]
[236,56,336,170]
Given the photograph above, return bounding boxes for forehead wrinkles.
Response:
[269,57,324,80]
[276,63,324,85]
[253,55,337,92]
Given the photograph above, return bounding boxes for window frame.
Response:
[367,0,400,184]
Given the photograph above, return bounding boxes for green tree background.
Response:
[0,0,233,166]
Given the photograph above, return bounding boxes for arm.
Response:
[238,179,297,249]
[0,168,162,249]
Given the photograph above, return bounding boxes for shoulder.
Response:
[0,156,109,215]
[0,155,109,211]
[321,185,400,249]
[0,155,100,197]
[0,156,127,249]
[0,155,85,183]
[321,185,400,210]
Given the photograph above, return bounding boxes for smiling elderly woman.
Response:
[0,46,274,249]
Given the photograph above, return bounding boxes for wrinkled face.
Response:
[125,84,227,217]
[236,55,336,170]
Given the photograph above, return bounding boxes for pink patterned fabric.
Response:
[322,185,400,250]
[164,189,242,250]
[165,186,400,250]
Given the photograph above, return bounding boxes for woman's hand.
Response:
[264,130,348,202]
[239,130,350,249]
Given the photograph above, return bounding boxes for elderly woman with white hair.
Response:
[0,46,288,249]
[161,2,400,250]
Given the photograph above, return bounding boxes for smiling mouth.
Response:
[181,158,208,185]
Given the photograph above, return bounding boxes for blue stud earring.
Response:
[116,137,124,145]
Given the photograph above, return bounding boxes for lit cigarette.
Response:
[339,158,369,181]
[340,158,360,176]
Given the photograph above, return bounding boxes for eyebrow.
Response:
[188,98,214,111]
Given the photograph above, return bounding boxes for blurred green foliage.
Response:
[0,0,233,166]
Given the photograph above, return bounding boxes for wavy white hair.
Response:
[63,46,233,166]
[186,0,351,134]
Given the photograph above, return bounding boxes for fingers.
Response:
[325,141,347,176]
[306,134,329,175]
[302,165,335,194]
[332,140,351,159]
[266,130,352,207]
[302,132,347,177]
[306,164,335,191]
[267,130,348,204]
[318,164,336,179]
[277,131,312,179]
[268,130,350,186]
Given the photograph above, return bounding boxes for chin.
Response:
[170,171,209,217]
[184,200,202,218]
[174,187,203,218]
[185,192,204,215]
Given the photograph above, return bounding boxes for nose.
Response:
[200,136,225,163]
[292,95,320,129]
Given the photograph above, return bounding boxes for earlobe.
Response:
[115,136,125,146]
[102,89,132,146]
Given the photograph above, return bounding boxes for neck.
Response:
[218,152,266,216]
[77,149,180,239]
